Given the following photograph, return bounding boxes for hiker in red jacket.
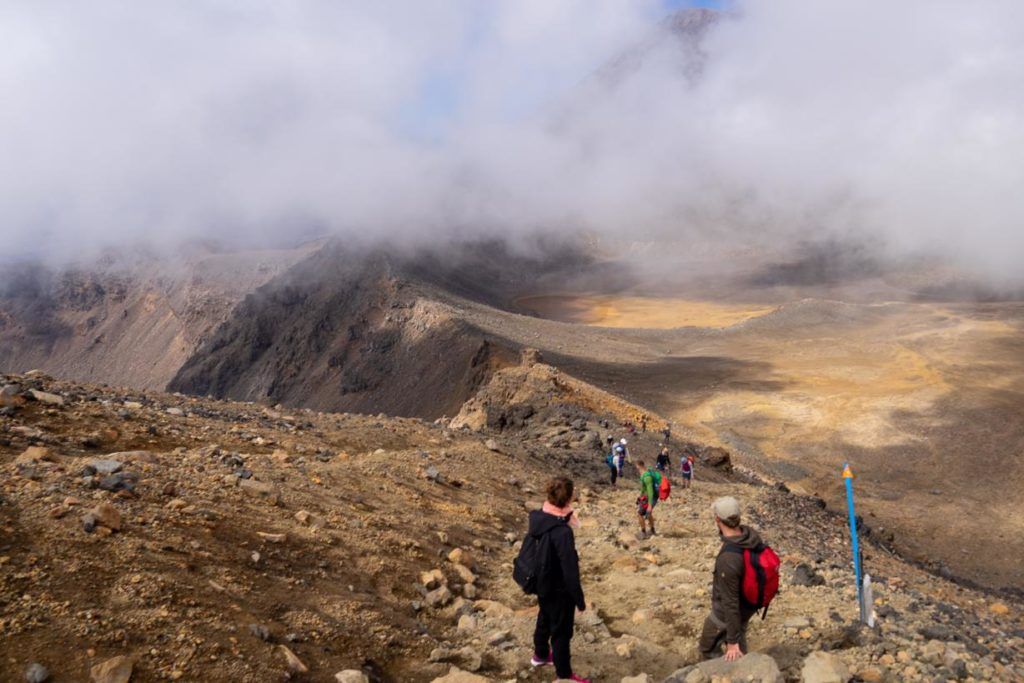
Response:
[699,496,766,661]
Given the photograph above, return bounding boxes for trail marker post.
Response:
[843,462,867,623]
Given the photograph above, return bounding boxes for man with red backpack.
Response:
[699,497,780,661]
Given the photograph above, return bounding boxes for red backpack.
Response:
[658,475,671,500]
[724,542,780,618]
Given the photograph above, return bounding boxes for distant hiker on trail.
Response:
[524,477,591,682]
[699,497,780,662]
[606,449,618,487]
[635,460,661,538]
[640,414,648,432]
[656,447,671,472]
[681,455,694,489]
[615,439,629,477]
[661,424,671,442]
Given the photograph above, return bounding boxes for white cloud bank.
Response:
[1,1,1022,278]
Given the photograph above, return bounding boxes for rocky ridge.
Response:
[1,366,1022,682]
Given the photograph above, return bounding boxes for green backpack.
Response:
[645,468,662,497]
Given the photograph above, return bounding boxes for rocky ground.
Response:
[1,365,1023,682]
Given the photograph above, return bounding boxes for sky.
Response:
[1,1,1022,280]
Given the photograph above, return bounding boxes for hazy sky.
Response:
[1,1,1022,278]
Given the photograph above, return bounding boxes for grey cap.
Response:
[712,496,742,523]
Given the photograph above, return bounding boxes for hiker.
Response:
[635,460,660,538]
[681,455,694,489]
[699,497,776,661]
[661,424,672,442]
[656,446,671,472]
[528,477,590,682]
[615,439,629,477]
[606,449,618,487]
[640,414,648,432]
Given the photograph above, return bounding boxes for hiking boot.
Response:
[530,652,553,667]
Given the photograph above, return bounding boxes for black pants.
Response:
[534,594,576,678]
[609,466,618,485]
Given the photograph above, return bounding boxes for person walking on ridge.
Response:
[527,477,591,682]
[681,454,694,489]
[615,439,629,478]
[656,446,670,473]
[698,497,771,661]
[635,460,659,538]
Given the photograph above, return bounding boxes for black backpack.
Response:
[512,519,564,594]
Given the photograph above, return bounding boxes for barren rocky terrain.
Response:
[2,357,1023,682]
[3,238,1023,596]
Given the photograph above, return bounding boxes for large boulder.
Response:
[800,651,851,683]
[663,653,783,683]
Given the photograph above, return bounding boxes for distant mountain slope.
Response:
[0,246,314,389]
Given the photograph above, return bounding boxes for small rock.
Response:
[484,438,501,452]
[98,472,137,493]
[784,616,811,629]
[856,667,884,683]
[621,675,649,683]
[486,630,510,646]
[29,389,64,406]
[429,667,490,683]
[89,655,133,683]
[294,510,320,526]
[990,602,1010,616]
[249,623,271,641]
[457,614,479,632]
[335,671,369,683]
[279,645,308,674]
[166,407,184,416]
[792,563,826,587]
[238,478,280,504]
[82,502,122,532]
[256,531,286,543]
[448,547,476,569]
[86,459,123,475]
[15,446,58,465]
[24,662,50,683]
[421,568,446,590]
[800,650,851,683]
[453,563,476,585]
[426,585,453,608]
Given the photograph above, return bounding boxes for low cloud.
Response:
[1,1,1022,279]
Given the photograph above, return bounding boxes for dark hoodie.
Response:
[711,525,764,643]
[527,510,586,610]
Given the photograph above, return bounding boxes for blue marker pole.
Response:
[843,463,865,622]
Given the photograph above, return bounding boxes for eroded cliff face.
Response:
[0,246,316,390]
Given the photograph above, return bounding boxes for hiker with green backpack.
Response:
[635,460,663,538]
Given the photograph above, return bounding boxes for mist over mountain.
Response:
[2,1,1022,280]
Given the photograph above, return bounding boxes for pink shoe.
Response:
[530,652,553,666]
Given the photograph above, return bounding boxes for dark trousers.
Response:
[609,466,618,485]
[698,611,750,659]
[534,594,576,678]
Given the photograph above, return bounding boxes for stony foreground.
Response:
[1,370,1022,681]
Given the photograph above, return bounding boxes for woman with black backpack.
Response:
[520,477,590,682]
